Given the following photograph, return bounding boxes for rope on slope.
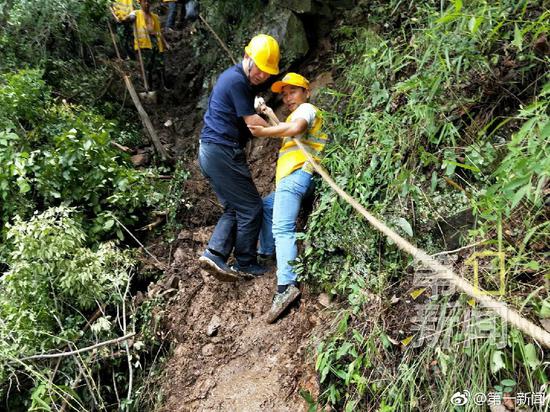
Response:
[263,110,550,349]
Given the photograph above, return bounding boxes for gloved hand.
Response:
[255,98,276,122]
[254,96,265,111]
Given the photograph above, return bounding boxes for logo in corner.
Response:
[450,391,470,406]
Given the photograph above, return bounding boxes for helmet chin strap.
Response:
[246,58,254,83]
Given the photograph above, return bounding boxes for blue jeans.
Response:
[259,169,315,286]
[165,1,178,30]
[199,142,263,266]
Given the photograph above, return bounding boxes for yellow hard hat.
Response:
[271,72,310,93]
[244,34,280,75]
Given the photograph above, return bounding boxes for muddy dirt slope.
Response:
[137,25,331,411]
[159,243,323,411]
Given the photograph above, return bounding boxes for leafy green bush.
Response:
[0,2,175,409]
[0,0,110,70]
[0,70,164,241]
[0,69,49,129]
[478,84,549,220]
[0,207,133,387]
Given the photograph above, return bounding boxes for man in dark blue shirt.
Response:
[198,34,280,281]
[200,64,256,149]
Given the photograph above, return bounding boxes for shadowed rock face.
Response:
[280,0,314,14]
[177,0,355,110]
[277,0,355,17]
[264,8,309,70]
[261,0,355,70]
[279,0,354,15]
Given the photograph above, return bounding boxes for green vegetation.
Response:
[0,70,163,241]
[0,207,168,411]
[1,0,548,409]
[0,1,176,410]
[303,0,549,410]
[0,208,131,390]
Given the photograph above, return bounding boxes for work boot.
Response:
[230,261,268,278]
[199,250,241,282]
[265,285,301,324]
[257,253,276,267]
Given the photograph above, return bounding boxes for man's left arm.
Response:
[243,114,269,127]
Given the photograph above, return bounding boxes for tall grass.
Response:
[304,0,549,410]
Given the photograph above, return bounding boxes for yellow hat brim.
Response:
[271,74,310,93]
[255,61,280,75]
[271,81,288,93]
[271,81,310,93]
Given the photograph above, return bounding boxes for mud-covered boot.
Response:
[230,261,268,278]
[199,250,241,282]
[265,285,301,324]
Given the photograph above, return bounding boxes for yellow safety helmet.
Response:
[271,72,310,93]
[244,34,280,75]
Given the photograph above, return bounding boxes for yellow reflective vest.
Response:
[111,0,134,21]
[275,104,328,184]
[134,10,165,52]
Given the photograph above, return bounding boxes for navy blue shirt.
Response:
[200,64,256,148]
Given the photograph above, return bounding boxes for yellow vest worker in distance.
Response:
[132,0,170,89]
[112,0,134,21]
[110,0,136,59]
[248,73,329,324]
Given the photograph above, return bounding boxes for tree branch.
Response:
[19,333,136,362]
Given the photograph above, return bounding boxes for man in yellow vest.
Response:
[132,0,170,89]
[110,0,136,59]
[248,73,329,323]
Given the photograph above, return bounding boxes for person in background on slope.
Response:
[184,0,199,21]
[110,0,136,59]
[132,0,170,90]
[162,0,179,33]
[163,0,199,33]
[248,73,329,323]
[198,34,280,281]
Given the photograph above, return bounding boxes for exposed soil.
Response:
[131,21,330,411]
[158,244,323,412]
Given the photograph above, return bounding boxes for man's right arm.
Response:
[243,114,269,127]
[229,81,269,127]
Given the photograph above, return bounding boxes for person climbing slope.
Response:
[198,34,280,281]
[248,73,329,323]
[110,0,136,59]
[132,0,170,90]
[162,0,179,33]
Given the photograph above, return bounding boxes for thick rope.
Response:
[263,110,550,348]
